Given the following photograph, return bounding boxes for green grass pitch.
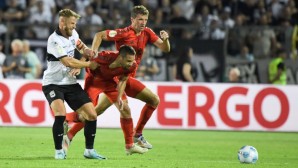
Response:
[0,127,297,168]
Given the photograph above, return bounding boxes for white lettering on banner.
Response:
[0,80,298,132]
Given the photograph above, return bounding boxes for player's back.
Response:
[89,50,136,81]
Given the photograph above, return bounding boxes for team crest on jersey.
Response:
[49,90,56,98]
[71,39,75,46]
[109,30,117,37]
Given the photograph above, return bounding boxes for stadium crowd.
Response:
[0,0,297,83]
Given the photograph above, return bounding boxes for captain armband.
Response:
[76,39,88,54]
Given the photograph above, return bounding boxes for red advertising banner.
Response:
[0,80,297,132]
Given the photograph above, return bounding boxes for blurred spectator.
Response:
[227,14,248,56]
[209,18,226,40]
[169,4,190,38]
[248,14,277,59]
[174,0,194,21]
[0,11,8,40]
[0,40,6,79]
[207,0,223,16]
[79,5,103,39]
[2,39,30,79]
[28,0,52,39]
[227,67,242,83]
[173,47,197,82]
[90,0,112,24]
[75,0,91,16]
[198,5,214,28]
[136,48,159,81]
[106,8,124,27]
[268,48,287,85]
[237,46,255,62]
[154,0,171,25]
[22,40,42,79]
[27,0,56,18]
[219,6,235,30]
[253,0,267,23]
[3,0,26,22]
[238,0,258,24]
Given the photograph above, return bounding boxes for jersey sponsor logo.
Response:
[49,90,56,98]
[108,30,117,37]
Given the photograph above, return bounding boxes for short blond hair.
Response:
[230,67,240,76]
[11,39,23,48]
[59,9,80,19]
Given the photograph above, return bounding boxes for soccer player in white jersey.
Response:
[42,9,106,160]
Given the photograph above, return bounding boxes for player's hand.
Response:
[10,62,17,69]
[69,68,81,77]
[89,61,98,70]
[160,30,169,40]
[117,98,124,111]
[83,48,97,59]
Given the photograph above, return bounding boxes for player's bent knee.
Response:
[119,108,131,118]
[84,112,97,121]
[151,94,160,107]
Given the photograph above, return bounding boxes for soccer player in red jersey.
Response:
[93,5,170,149]
[66,5,170,149]
[65,45,148,155]
[96,5,170,148]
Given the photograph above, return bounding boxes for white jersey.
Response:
[42,28,79,86]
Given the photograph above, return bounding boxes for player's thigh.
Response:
[64,84,97,120]
[125,78,159,106]
[125,77,146,97]
[84,76,103,106]
[42,84,66,116]
[95,93,113,115]
[50,99,67,116]
[76,102,97,121]
[135,87,160,107]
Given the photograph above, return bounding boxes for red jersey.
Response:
[86,50,137,91]
[106,26,159,66]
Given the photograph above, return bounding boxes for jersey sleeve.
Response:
[146,28,159,43]
[106,28,126,41]
[47,36,68,59]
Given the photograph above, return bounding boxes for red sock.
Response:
[67,122,85,140]
[135,104,156,136]
[120,118,134,149]
[66,112,79,122]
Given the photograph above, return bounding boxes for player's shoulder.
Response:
[47,32,60,47]
[144,27,156,34]
[99,50,119,56]
[114,26,132,35]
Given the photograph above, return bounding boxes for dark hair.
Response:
[276,48,286,55]
[119,45,136,57]
[131,5,149,18]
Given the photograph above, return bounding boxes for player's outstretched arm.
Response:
[91,30,108,51]
[116,75,129,110]
[76,39,96,59]
[153,30,170,53]
[60,56,95,69]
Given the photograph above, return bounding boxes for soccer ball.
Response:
[237,145,258,164]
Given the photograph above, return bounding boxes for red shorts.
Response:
[124,77,146,97]
[84,74,127,105]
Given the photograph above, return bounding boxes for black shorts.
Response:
[42,83,91,111]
